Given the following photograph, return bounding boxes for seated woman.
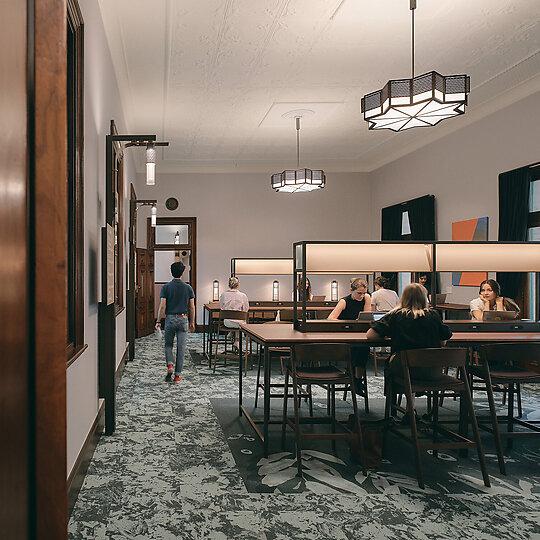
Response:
[470,279,520,321]
[366,283,452,382]
[219,276,249,348]
[328,278,371,320]
[371,276,399,312]
[297,277,312,301]
[328,278,371,388]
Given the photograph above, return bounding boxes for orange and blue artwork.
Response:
[452,217,489,286]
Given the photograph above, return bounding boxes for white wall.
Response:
[135,172,372,322]
[66,0,133,477]
[370,90,540,304]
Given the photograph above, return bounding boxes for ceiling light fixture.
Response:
[271,116,325,193]
[361,0,470,132]
[146,142,156,185]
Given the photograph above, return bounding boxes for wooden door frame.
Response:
[148,217,198,320]
[0,0,68,538]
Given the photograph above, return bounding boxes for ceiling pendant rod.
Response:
[411,0,416,79]
[296,116,301,169]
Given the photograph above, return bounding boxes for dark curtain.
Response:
[497,167,531,300]
[408,195,439,293]
[408,195,435,241]
[381,204,403,292]
[381,195,437,294]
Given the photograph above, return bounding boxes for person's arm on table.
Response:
[328,299,346,319]
[364,293,372,311]
[366,327,382,340]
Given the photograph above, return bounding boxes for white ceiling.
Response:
[98,0,540,174]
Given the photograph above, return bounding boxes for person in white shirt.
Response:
[371,276,399,312]
[219,276,249,346]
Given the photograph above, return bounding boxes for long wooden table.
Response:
[238,322,540,457]
[202,301,336,361]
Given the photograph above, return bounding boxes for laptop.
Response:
[311,295,326,301]
[483,310,517,321]
[483,311,517,321]
[357,312,386,321]
[430,293,447,304]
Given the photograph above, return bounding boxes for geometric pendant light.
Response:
[361,0,470,132]
[271,116,326,193]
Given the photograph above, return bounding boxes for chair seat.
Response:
[469,364,540,383]
[392,373,464,392]
[295,365,345,381]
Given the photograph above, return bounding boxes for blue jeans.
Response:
[164,315,189,375]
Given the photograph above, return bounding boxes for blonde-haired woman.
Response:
[367,283,452,381]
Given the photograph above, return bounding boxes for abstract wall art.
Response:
[452,216,489,286]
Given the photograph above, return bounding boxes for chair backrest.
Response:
[293,343,350,366]
[402,347,467,369]
[218,309,249,322]
[278,309,295,321]
[479,343,540,367]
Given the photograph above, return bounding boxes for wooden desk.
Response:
[202,302,336,361]
[436,302,470,320]
[238,322,540,457]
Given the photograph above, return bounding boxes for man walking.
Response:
[156,261,195,382]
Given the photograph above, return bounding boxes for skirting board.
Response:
[67,399,105,517]
[115,342,129,390]
[68,343,130,515]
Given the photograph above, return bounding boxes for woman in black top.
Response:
[328,278,372,320]
[367,282,452,380]
[328,278,372,384]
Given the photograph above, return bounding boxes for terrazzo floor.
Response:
[68,333,540,539]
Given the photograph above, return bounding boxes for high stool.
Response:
[212,309,249,373]
[469,343,540,475]
[384,347,490,489]
[282,343,367,477]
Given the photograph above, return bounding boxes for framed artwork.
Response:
[452,217,489,286]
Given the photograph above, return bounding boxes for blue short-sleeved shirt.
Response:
[160,279,195,314]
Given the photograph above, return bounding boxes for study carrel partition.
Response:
[293,241,540,332]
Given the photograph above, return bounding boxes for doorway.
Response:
[143,217,197,329]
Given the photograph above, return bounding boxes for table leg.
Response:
[263,345,270,457]
[203,306,207,357]
[239,330,243,416]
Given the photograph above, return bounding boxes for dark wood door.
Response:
[1,0,68,537]
[136,248,155,337]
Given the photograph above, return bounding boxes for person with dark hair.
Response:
[156,261,195,382]
[418,273,429,294]
[297,277,312,301]
[470,279,520,321]
[371,276,399,312]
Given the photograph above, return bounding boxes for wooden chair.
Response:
[254,321,311,410]
[468,343,540,475]
[212,310,249,373]
[282,343,367,477]
[384,348,490,489]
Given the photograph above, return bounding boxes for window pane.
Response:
[529,226,540,241]
[401,211,411,235]
[155,224,189,245]
[530,180,540,212]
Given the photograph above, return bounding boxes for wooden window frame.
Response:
[66,0,85,363]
